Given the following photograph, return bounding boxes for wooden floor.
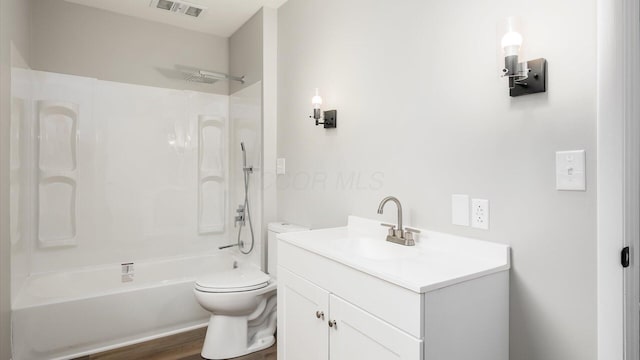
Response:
[74,328,277,360]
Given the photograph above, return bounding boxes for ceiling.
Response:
[65,0,288,37]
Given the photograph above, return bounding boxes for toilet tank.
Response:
[267,222,309,278]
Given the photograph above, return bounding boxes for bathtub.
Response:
[12,253,240,360]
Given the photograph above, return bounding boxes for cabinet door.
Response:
[277,267,330,360]
[329,295,422,360]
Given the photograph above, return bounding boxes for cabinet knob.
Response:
[315,311,325,320]
[328,320,337,329]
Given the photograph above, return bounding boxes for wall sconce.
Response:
[310,88,337,128]
[500,17,547,97]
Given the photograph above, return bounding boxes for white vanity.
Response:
[276,216,510,360]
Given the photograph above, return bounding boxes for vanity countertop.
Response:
[278,216,511,293]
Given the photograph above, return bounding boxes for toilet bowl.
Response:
[194,222,308,359]
[194,265,277,359]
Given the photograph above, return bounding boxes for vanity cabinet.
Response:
[276,216,510,360]
[277,267,328,360]
[278,267,421,360]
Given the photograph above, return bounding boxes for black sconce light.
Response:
[310,88,337,128]
[501,17,547,97]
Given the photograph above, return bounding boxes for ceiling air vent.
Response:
[150,0,206,17]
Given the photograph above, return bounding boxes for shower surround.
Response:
[10,69,264,359]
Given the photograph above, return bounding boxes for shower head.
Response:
[175,65,245,84]
[183,72,219,84]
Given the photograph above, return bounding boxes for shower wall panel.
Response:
[10,68,34,301]
[18,71,229,274]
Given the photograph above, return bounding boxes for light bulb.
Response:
[501,16,523,57]
[501,31,523,56]
[311,88,323,109]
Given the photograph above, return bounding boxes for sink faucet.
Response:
[377,196,420,246]
[377,196,403,233]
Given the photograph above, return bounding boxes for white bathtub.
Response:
[12,253,240,360]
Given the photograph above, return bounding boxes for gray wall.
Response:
[229,9,264,94]
[0,0,32,357]
[277,1,597,360]
[31,0,229,95]
[228,7,279,273]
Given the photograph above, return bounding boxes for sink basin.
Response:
[329,236,420,261]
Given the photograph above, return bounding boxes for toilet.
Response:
[194,222,308,360]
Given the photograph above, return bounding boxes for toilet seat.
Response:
[195,267,270,293]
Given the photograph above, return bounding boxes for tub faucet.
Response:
[377,196,419,246]
[219,241,243,250]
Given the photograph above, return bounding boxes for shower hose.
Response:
[237,156,254,254]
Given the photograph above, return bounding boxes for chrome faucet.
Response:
[377,196,420,246]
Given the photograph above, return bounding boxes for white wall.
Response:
[277,1,597,360]
[30,0,230,95]
[0,0,32,357]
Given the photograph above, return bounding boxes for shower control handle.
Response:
[234,204,246,227]
[315,311,325,320]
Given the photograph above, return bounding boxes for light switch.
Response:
[452,194,470,226]
[276,158,286,175]
[556,150,586,191]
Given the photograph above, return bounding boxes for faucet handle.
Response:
[404,227,421,234]
[404,227,421,243]
[381,223,396,237]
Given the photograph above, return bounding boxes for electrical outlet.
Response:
[471,199,489,230]
[276,158,286,175]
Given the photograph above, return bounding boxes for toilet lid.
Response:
[195,267,270,293]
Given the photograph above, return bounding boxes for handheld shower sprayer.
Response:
[229,141,254,254]
[240,142,253,173]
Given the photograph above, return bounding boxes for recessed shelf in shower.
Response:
[198,115,226,234]
[37,101,79,248]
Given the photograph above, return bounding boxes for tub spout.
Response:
[219,243,239,250]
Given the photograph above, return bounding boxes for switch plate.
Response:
[452,194,470,226]
[556,150,586,191]
[276,158,286,175]
[471,199,489,230]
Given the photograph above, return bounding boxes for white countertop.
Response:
[278,216,511,293]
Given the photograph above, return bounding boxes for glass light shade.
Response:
[501,16,523,57]
[312,88,323,109]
